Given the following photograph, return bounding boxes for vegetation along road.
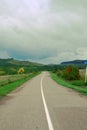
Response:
[0,72,87,130]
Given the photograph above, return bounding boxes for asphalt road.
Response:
[0,72,87,130]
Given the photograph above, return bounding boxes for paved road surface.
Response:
[0,72,87,130]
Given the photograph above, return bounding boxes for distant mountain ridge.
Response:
[61,60,87,65]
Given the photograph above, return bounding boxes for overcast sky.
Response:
[0,0,87,64]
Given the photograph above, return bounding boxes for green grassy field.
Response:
[0,74,31,87]
[50,72,87,95]
[0,72,40,96]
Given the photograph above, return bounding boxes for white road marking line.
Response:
[41,75,54,130]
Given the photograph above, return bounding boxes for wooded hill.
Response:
[0,58,43,75]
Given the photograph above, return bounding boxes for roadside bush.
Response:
[52,69,58,74]
[62,65,80,81]
[56,70,63,77]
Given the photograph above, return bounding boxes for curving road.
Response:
[0,72,87,130]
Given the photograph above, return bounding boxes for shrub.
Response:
[62,65,80,81]
[57,70,63,77]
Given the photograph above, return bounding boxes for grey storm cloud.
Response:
[0,0,87,64]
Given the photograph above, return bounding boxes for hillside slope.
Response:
[0,58,42,67]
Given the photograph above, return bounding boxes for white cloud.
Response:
[76,48,87,59]
[0,0,87,64]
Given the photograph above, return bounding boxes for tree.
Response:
[62,65,80,80]
[18,67,25,74]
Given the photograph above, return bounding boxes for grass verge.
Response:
[50,72,87,95]
[0,72,40,96]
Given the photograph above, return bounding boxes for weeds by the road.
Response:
[0,72,40,96]
[50,72,87,95]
